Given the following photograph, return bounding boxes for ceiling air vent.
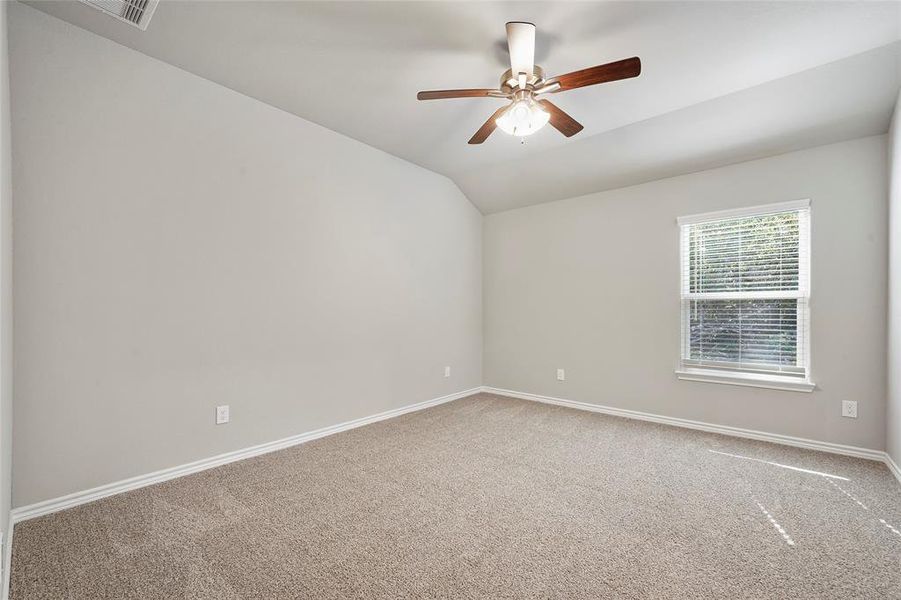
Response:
[78,0,160,31]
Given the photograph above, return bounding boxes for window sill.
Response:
[675,368,815,393]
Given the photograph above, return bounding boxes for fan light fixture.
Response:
[496,98,549,137]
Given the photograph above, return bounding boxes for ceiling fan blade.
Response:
[537,100,584,137]
[532,81,561,95]
[550,57,641,92]
[505,21,535,79]
[469,105,511,144]
[417,89,506,101]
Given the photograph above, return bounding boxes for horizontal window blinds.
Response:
[679,203,810,377]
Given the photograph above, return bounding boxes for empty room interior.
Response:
[1,0,901,598]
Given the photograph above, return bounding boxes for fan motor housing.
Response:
[500,65,545,93]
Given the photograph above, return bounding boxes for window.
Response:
[676,200,813,392]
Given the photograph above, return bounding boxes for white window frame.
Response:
[675,199,814,393]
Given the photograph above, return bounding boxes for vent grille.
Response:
[78,0,160,30]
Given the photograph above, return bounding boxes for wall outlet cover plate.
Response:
[841,400,858,419]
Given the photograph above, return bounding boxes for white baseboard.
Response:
[2,525,12,600]
[481,386,887,462]
[9,387,481,526]
[886,452,901,488]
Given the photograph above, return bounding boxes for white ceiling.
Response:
[24,1,901,213]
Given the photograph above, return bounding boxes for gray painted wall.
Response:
[484,136,888,451]
[888,91,901,467]
[0,0,12,544]
[9,4,481,507]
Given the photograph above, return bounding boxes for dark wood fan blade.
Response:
[551,57,641,92]
[538,100,583,137]
[469,105,510,144]
[417,89,501,100]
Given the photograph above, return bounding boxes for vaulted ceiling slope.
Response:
[25,1,901,213]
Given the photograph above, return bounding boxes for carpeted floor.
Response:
[10,393,901,599]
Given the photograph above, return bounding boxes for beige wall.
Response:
[0,0,12,541]
[888,91,901,466]
[484,136,888,451]
[9,4,481,507]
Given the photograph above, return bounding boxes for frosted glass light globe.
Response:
[496,99,550,137]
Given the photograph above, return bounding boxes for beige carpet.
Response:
[10,393,901,599]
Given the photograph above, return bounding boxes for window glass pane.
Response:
[687,298,798,367]
[688,212,800,294]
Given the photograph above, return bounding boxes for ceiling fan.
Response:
[417,22,641,144]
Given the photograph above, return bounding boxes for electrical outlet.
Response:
[557,368,565,381]
[444,366,451,378]
[216,405,230,425]
[841,400,858,419]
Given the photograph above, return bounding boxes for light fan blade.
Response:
[505,21,535,80]
[537,100,584,137]
[549,57,641,92]
[417,89,506,100]
[469,105,511,145]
